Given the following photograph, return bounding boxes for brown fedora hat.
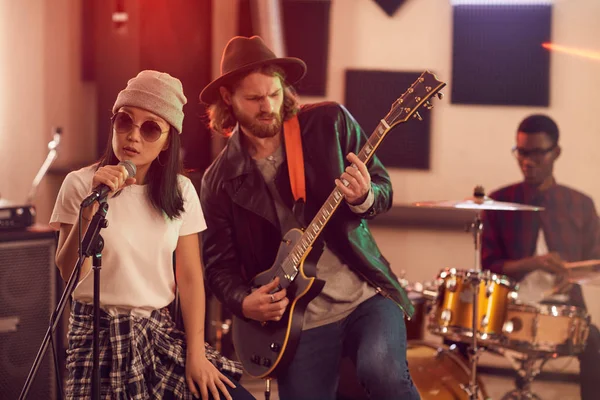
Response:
[199,36,307,105]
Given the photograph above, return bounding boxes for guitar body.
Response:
[232,228,325,378]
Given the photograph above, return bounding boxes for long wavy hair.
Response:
[207,64,301,137]
[97,125,185,219]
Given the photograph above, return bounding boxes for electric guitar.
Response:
[232,71,447,378]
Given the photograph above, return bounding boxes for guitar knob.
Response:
[425,101,434,110]
[270,342,281,353]
[413,112,423,121]
[261,358,272,367]
[437,92,444,100]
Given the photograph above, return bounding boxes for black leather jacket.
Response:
[200,102,414,319]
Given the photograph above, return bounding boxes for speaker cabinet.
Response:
[0,229,61,400]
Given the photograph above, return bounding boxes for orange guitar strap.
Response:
[283,115,306,202]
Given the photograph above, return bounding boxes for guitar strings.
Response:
[271,76,439,286]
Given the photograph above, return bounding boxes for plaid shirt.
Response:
[482,181,600,295]
[65,301,242,399]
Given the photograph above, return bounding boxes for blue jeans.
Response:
[277,295,421,400]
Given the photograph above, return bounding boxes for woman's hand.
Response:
[186,351,236,400]
[91,164,136,195]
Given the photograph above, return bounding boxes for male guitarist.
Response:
[198,36,420,400]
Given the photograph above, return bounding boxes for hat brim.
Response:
[199,57,307,105]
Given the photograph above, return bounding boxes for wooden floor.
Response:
[236,334,582,400]
[239,373,580,400]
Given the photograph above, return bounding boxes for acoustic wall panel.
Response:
[344,70,431,170]
[281,0,331,96]
[451,4,552,106]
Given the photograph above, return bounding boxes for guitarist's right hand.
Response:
[242,277,289,322]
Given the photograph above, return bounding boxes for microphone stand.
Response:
[83,201,109,400]
[26,127,62,204]
[19,201,109,400]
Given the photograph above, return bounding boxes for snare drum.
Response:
[407,341,489,400]
[502,301,590,355]
[428,268,517,344]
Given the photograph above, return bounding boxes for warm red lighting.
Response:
[542,42,600,61]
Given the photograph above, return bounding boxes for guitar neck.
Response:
[288,119,394,264]
[281,71,446,279]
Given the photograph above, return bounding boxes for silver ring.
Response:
[270,294,275,303]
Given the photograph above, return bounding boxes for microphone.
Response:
[81,160,137,207]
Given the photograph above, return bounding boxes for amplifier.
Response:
[0,228,61,400]
[0,200,36,230]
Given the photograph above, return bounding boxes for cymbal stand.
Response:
[493,348,549,400]
[462,211,484,400]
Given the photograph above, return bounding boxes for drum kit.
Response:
[403,186,594,400]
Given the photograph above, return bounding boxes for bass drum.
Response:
[408,341,489,400]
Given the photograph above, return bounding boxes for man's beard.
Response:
[234,108,283,139]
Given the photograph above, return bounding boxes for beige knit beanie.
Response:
[112,70,187,134]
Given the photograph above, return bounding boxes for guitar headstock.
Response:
[384,71,446,128]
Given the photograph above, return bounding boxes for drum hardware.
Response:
[413,185,545,400]
[487,347,551,400]
[463,189,484,400]
[421,287,439,301]
[480,315,489,328]
[487,301,591,398]
[409,187,552,399]
[447,277,458,292]
[441,309,452,322]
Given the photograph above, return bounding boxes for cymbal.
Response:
[411,196,544,211]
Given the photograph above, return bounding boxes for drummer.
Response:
[482,114,600,400]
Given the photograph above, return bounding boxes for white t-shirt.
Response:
[518,229,568,304]
[50,165,206,314]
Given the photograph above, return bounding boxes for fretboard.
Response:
[279,118,392,280]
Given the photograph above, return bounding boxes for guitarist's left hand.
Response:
[335,152,371,206]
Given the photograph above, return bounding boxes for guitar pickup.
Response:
[250,354,272,367]
[250,355,261,365]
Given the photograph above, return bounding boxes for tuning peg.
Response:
[425,101,434,110]
[437,92,444,100]
[413,112,423,121]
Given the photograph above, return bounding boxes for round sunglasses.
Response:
[111,111,169,142]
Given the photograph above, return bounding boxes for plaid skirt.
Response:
[65,301,243,399]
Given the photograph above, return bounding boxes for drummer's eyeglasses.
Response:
[512,144,557,161]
